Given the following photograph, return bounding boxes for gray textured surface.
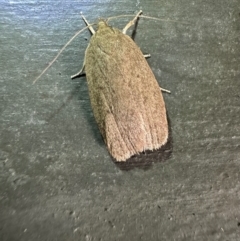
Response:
[1,0,240,240]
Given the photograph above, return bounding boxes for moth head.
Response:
[97,19,109,30]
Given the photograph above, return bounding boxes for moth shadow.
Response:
[113,113,173,171]
[71,76,106,146]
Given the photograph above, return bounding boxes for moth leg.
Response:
[71,14,95,79]
[81,13,95,35]
[143,54,170,92]
[71,51,87,79]
[122,10,143,34]
[71,64,85,79]
[160,87,171,93]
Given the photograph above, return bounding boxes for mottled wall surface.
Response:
[0,0,240,240]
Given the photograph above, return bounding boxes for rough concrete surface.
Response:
[1,0,240,240]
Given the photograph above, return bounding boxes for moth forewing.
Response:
[84,19,168,161]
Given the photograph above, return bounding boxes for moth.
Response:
[71,11,169,161]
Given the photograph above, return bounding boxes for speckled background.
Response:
[1,0,240,240]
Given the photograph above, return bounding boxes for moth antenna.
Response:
[107,13,188,24]
[140,15,188,24]
[33,24,95,84]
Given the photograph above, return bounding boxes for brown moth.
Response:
[72,11,168,161]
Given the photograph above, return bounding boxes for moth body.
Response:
[82,19,168,161]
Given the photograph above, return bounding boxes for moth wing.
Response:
[85,26,168,161]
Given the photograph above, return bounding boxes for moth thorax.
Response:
[97,20,108,30]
